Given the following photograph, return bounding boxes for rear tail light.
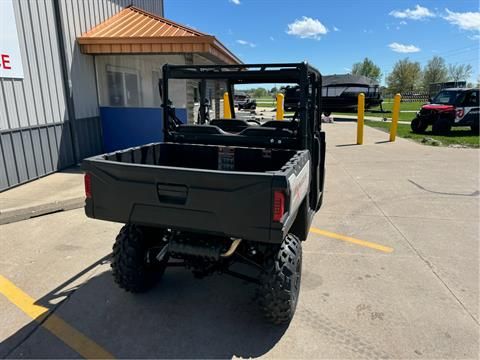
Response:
[273,190,285,222]
[84,173,92,198]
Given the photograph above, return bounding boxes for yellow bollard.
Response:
[276,93,284,120]
[223,92,232,119]
[389,93,401,142]
[357,93,365,145]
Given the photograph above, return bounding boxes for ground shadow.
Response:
[335,143,359,147]
[330,117,357,123]
[0,256,288,359]
[58,165,83,175]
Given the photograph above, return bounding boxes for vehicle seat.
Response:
[261,120,298,131]
[210,119,250,133]
[239,126,294,137]
[176,124,227,135]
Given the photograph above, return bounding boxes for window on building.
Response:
[96,55,187,109]
[106,66,140,107]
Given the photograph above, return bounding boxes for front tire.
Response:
[112,224,168,293]
[411,117,428,133]
[258,234,302,324]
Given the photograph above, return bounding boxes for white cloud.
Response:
[443,9,480,31]
[469,34,480,40]
[286,16,328,40]
[229,0,240,4]
[389,5,435,20]
[399,20,407,25]
[344,67,351,72]
[388,42,421,53]
[236,39,256,47]
[269,36,275,41]
[333,26,340,32]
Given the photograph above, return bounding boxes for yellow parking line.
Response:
[0,275,114,359]
[309,227,394,253]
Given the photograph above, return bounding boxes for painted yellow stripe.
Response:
[309,227,394,253]
[0,275,114,359]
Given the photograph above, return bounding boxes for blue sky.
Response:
[165,0,480,85]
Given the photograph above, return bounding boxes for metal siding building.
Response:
[0,0,164,191]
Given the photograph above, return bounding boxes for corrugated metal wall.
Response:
[0,0,163,191]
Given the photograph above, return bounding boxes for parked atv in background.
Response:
[237,97,257,110]
[411,88,479,135]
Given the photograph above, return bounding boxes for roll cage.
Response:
[160,62,323,151]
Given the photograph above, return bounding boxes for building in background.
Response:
[0,0,240,191]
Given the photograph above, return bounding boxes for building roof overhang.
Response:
[77,6,242,65]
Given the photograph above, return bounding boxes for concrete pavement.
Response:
[0,168,84,225]
[0,123,478,359]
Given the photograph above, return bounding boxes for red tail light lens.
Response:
[273,190,285,222]
[84,173,92,198]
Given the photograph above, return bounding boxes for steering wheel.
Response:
[247,119,262,126]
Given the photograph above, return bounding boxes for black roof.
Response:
[163,62,321,84]
[441,88,478,91]
[323,74,378,87]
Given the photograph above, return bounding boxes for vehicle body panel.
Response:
[83,142,311,244]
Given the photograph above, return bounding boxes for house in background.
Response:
[0,0,241,191]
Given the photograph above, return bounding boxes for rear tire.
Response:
[432,116,452,135]
[112,224,168,293]
[258,234,302,324]
[411,117,428,133]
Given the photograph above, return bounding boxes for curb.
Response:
[334,115,410,124]
[0,197,85,225]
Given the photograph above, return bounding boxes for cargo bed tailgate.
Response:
[83,160,275,242]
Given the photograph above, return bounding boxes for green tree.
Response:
[422,56,448,91]
[271,86,278,94]
[448,64,473,82]
[351,57,382,83]
[253,87,267,98]
[387,58,422,94]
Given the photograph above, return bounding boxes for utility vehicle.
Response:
[411,88,479,135]
[234,93,257,110]
[82,63,326,324]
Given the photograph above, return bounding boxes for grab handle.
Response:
[157,183,188,205]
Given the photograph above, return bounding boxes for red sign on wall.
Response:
[0,0,24,79]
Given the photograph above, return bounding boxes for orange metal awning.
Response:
[77,6,241,65]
